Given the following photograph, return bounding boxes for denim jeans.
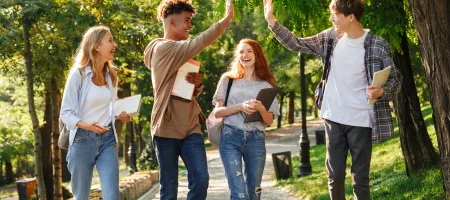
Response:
[219,125,266,200]
[67,126,119,200]
[153,133,209,200]
[324,119,372,200]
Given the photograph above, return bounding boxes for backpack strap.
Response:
[320,28,337,95]
[224,78,233,107]
[323,28,336,82]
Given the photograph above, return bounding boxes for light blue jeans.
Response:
[219,125,266,200]
[67,126,119,200]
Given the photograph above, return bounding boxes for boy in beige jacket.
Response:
[143,0,234,199]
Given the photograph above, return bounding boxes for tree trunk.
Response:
[393,31,439,175]
[119,81,132,165]
[311,97,319,118]
[50,77,63,200]
[277,94,285,128]
[40,90,53,200]
[288,92,295,124]
[5,160,13,184]
[0,161,3,185]
[23,22,46,200]
[408,0,450,197]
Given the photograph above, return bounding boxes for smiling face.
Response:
[96,31,116,63]
[329,9,352,32]
[170,11,194,40]
[237,42,256,69]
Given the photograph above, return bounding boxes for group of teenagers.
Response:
[59,0,402,199]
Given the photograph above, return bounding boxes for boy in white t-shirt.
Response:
[264,0,402,199]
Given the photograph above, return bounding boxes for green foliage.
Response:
[0,75,42,177]
[276,105,443,199]
[138,134,158,171]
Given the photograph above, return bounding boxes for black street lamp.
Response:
[297,53,312,177]
[127,121,137,174]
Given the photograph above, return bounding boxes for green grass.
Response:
[276,105,444,200]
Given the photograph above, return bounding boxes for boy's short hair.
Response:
[329,0,364,21]
[157,0,197,22]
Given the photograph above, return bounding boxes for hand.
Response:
[224,0,234,22]
[252,100,265,112]
[263,0,276,26]
[118,111,131,123]
[88,122,110,134]
[366,85,384,100]
[241,101,257,115]
[116,141,120,151]
[185,72,203,88]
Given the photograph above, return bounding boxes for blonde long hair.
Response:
[72,26,117,86]
[224,39,276,87]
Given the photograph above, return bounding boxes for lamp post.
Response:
[297,53,312,177]
[128,121,137,174]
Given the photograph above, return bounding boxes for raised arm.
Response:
[263,0,328,56]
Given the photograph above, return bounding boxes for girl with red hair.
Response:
[212,39,279,200]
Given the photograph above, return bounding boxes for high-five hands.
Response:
[225,0,235,22]
[263,0,276,26]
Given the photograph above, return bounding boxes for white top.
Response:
[320,31,373,128]
[60,66,118,145]
[79,81,112,126]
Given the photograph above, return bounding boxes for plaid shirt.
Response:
[269,21,402,142]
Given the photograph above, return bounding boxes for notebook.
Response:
[114,94,142,117]
[244,88,278,123]
[171,59,201,100]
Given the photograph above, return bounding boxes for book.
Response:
[114,94,142,117]
[171,59,201,100]
[368,66,392,104]
[244,88,278,123]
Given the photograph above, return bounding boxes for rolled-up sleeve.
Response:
[212,76,228,106]
[60,69,82,130]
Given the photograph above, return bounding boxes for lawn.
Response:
[276,105,444,199]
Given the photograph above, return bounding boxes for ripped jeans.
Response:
[219,125,266,200]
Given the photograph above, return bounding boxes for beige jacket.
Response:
[144,20,230,139]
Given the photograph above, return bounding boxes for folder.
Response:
[171,59,200,100]
[368,66,392,104]
[114,94,142,117]
[244,88,278,123]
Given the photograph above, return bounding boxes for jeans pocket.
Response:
[222,126,234,136]
[74,131,87,143]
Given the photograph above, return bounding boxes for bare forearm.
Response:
[259,109,273,126]
[215,104,242,118]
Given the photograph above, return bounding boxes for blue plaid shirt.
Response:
[269,21,402,142]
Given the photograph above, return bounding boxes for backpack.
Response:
[58,69,84,150]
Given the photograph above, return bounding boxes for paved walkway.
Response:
[146,119,324,200]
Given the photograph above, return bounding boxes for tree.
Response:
[363,0,439,174]
[407,0,450,196]
[23,11,47,200]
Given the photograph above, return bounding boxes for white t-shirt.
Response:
[320,31,373,128]
[79,80,112,126]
